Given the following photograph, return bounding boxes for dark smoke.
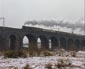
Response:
[24,20,85,31]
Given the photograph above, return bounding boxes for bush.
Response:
[4,50,27,58]
[43,51,53,56]
[45,63,52,69]
[36,49,42,56]
[29,51,35,57]
[56,59,72,68]
[24,64,32,69]
[70,51,76,57]
[56,59,66,68]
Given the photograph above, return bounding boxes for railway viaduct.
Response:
[0,26,85,51]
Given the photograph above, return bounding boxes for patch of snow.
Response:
[0,51,85,69]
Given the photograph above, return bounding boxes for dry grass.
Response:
[24,64,32,69]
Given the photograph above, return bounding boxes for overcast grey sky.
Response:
[0,0,84,28]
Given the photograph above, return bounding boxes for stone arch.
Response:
[60,37,67,50]
[23,36,29,48]
[81,40,85,50]
[68,38,76,51]
[38,35,49,50]
[37,37,41,49]
[75,39,80,51]
[23,34,37,49]
[50,37,58,50]
[49,39,51,49]
[9,35,17,50]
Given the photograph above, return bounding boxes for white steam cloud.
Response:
[24,18,85,35]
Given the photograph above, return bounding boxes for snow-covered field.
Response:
[0,51,85,69]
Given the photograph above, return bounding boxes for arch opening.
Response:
[9,35,17,50]
[38,36,49,50]
[23,34,37,49]
[49,39,51,49]
[60,37,66,50]
[23,36,29,48]
[50,37,58,50]
[68,39,76,51]
[37,38,41,49]
[75,39,80,51]
[81,40,85,50]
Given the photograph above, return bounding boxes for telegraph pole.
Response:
[84,0,85,35]
[0,0,5,27]
[0,17,5,27]
[84,10,85,35]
